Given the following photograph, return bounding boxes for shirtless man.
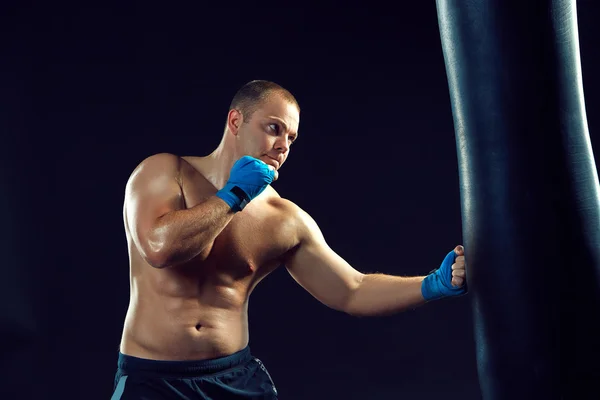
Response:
[112,80,467,400]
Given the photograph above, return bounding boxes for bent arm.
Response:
[285,206,427,317]
[125,153,235,268]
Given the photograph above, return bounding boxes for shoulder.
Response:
[262,186,298,215]
[127,153,182,183]
[263,189,320,243]
[133,152,182,170]
[125,153,184,196]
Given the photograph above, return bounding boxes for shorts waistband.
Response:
[117,346,252,377]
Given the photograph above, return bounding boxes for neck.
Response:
[206,134,236,190]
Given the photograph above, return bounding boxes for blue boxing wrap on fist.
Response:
[421,249,467,301]
[216,156,276,212]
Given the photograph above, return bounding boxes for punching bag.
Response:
[436,0,600,398]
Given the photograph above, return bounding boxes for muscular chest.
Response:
[214,203,294,271]
[182,173,297,276]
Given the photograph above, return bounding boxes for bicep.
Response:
[285,210,364,312]
[125,153,184,257]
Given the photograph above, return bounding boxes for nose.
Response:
[274,136,290,153]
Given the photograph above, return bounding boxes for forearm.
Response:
[345,274,427,317]
[149,196,235,267]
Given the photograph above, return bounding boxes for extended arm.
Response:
[285,206,466,317]
[345,274,426,316]
[284,207,427,316]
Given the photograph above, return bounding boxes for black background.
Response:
[1,1,598,399]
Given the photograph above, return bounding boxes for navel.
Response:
[195,323,202,331]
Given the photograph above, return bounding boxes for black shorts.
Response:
[111,346,278,399]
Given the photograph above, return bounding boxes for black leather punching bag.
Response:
[435,0,600,398]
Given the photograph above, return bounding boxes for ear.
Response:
[227,109,244,136]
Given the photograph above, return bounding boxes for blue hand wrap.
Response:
[216,156,275,212]
[421,249,467,301]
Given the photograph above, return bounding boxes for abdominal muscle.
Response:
[119,265,254,361]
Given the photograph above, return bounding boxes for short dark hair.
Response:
[228,80,300,123]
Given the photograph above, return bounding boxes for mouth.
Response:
[265,156,280,169]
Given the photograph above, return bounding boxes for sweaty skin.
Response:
[120,156,302,361]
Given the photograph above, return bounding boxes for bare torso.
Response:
[119,156,298,361]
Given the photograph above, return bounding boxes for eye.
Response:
[289,136,297,145]
[268,123,280,134]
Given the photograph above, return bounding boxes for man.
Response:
[112,80,467,399]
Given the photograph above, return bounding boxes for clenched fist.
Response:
[421,244,468,301]
[451,245,466,288]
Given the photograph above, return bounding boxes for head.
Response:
[223,80,300,172]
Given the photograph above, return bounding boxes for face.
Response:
[228,94,300,172]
